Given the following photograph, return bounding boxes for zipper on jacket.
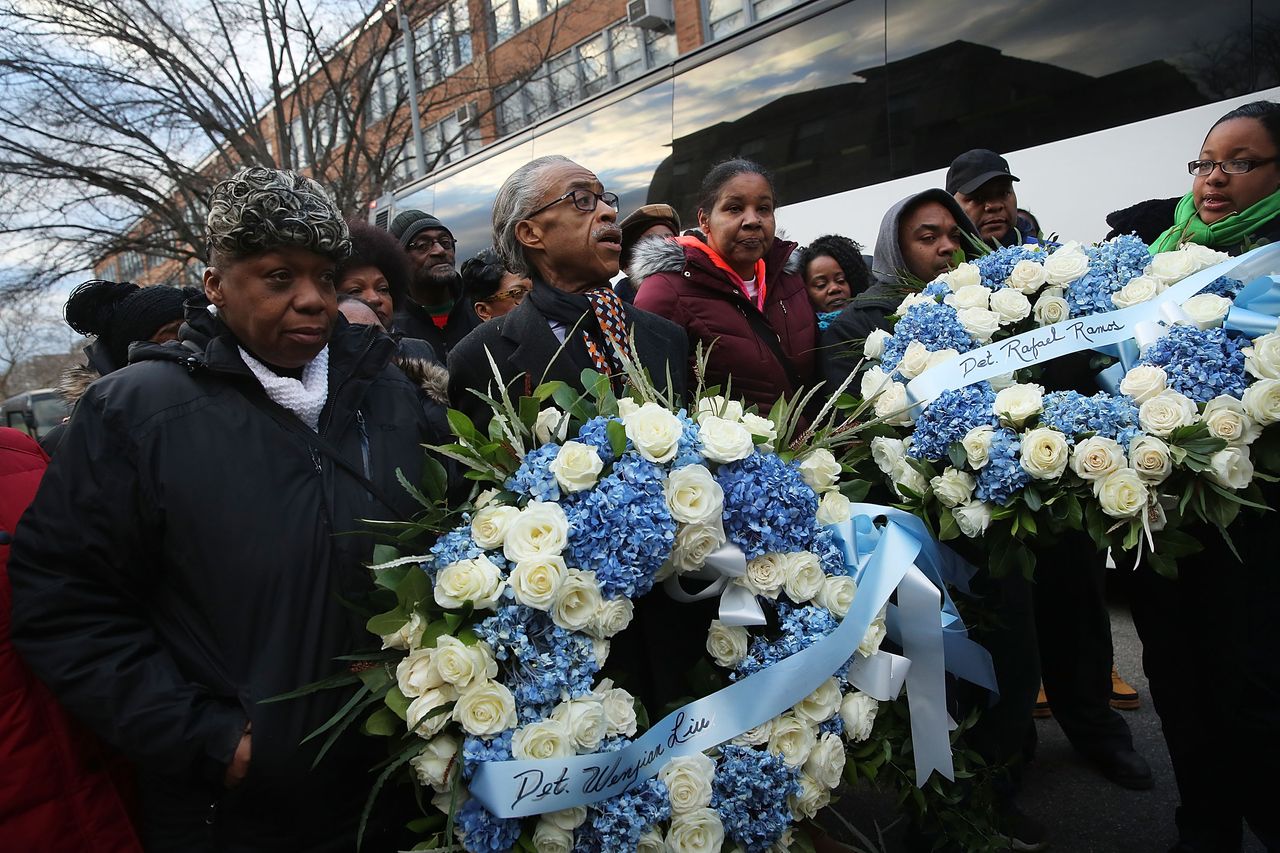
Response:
[309,446,323,477]
[356,409,373,500]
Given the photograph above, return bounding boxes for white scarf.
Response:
[239,345,330,431]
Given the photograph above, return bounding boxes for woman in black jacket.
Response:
[9,167,447,852]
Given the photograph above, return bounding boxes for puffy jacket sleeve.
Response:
[8,387,247,786]
[632,272,686,327]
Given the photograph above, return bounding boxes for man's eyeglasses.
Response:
[483,285,530,304]
[526,188,619,219]
[406,235,456,253]
[1187,158,1277,176]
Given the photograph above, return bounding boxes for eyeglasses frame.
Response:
[525,188,620,220]
[1187,157,1278,177]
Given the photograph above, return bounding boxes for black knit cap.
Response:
[64,279,187,372]
[389,209,453,249]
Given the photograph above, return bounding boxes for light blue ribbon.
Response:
[467,509,993,818]
[1224,273,1280,338]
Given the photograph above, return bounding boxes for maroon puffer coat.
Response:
[630,237,816,411]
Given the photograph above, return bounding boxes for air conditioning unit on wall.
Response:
[627,0,674,31]
[454,101,478,127]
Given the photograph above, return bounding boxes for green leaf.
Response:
[374,564,411,593]
[372,544,401,567]
[840,478,871,502]
[356,665,392,692]
[422,456,449,502]
[261,669,361,704]
[362,705,399,737]
[446,409,482,443]
[385,686,411,721]
[1023,486,1042,513]
[366,608,409,638]
[396,566,431,610]
[947,440,967,471]
[938,508,960,541]
[606,419,628,459]
[395,468,433,510]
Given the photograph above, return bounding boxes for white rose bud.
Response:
[1020,427,1070,480]
[1206,446,1254,490]
[944,284,990,311]
[545,805,588,831]
[930,467,976,508]
[1043,247,1090,285]
[433,636,497,690]
[658,753,716,815]
[743,552,787,598]
[956,307,1002,343]
[962,425,995,469]
[664,464,725,524]
[1147,249,1198,285]
[665,807,725,853]
[698,415,755,464]
[1181,242,1231,270]
[548,440,603,492]
[623,401,683,463]
[1093,468,1149,518]
[1128,435,1173,484]
[381,610,425,651]
[1139,390,1198,438]
[453,681,517,736]
[767,714,817,767]
[504,500,569,562]
[895,340,934,380]
[947,262,982,290]
[890,459,930,500]
[510,555,568,611]
[993,383,1045,428]
[616,398,640,418]
[592,679,639,737]
[732,719,774,747]
[840,691,879,742]
[551,697,607,751]
[695,395,744,424]
[1008,259,1048,294]
[551,569,604,633]
[636,829,664,853]
[990,288,1032,325]
[470,504,520,550]
[952,499,994,538]
[1244,332,1280,381]
[670,521,727,574]
[587,596,634,639]
[1111,275,1165,309]
[783,551,826,603]
[863,328,891,359]
[434,555,506,610]
[1032,292,1071,326]
[1070,436,1126,481]
[870,436,907,474]
[405,686,456,738]
[740,412,778,446]
[592,638,610,668]
[1201,395,1261,447]
[410,733,460,792]
[1120,364,1168,403]
[706,619,750,668]
[898,292,935,314]
[859,612,888,657]
[860,365,893,400]
[804,732,848,790]
[925,348,960,371]
[1242,378,1280,426]
[532,819,574,853]
[798,448,842,493]
[534,406,570,445]
[873,381,916,426]
[793,677,843,725]
[512,718,574,759]
[397,647,443,698]
[789,773,832,820]
[815,575,856,618]
[816,490,853,525]
[1181,293,1232,330]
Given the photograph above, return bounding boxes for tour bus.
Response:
[0,388,69,440]
[372,0,1278,256]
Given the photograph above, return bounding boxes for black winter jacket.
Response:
[9,309,445,851]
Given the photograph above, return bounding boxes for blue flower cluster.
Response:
[880,303,974,375]
[1139,325,1248,402]
[672,410,704,468]
[575,416,621,466]
[564,452,674,598]
[1067,237,1154,317]
[573,777,670,852]
[462,730,513,780]
[974,428,1029,504]
[973,245,1043,288]
[505,443,563,501]
[819,714,845,737]
[718,453,817,561]
[922,281,951,298]
[456,799,522,853]
[473,605,597,721]
[909,383,998,461]
[1066,268,1119,316]
[428,528,485,580]
[735,602,841,680]
[1199,275,1244,299]
[712,744,801,852]
[810,523,850,577]
[1040,391,1141,446]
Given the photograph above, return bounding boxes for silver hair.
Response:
[206,167,351,263]
[491,154,574,277]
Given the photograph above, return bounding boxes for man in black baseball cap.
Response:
[946,149,1023,247]
[388,209,477,357]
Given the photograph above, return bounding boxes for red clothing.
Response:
[0,427,140,852]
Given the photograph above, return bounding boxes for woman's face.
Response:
[1193,118,1280,225]
[204,246,337,370]
[474,271,530,322]
[698,172,775,279]
[339,264,394,328]
[804,254,851,312]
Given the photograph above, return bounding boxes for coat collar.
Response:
[497,297,583,389]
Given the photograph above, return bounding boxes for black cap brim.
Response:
[952,170,1020,196]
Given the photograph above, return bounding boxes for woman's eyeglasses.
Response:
[1187,158,1277,176]
[484,285,530,304]
[526,188,619,219]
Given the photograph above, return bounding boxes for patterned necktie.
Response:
[582,286,634,386]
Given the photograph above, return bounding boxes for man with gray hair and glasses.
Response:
[448,155,686,429]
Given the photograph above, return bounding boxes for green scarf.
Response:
[1149,189,1280,254]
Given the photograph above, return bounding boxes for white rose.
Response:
[1181,242,1231,270]
[994,383,1044,428]
[1242,378,1280,426]
[947,262,982,290]
[406,686,456,738]
[665,807,724,853]
[961,425,995,469]
[1128,435,1173,485]
[670,521,727,574]
[381,610,425,651]
[894,339,934,381]
[990,288,1032,325]
[1139,390,1198,438]
[815,575,856,618]
[548,440,603,492]
[898,292,935,314]
[592,680,638,737]
[952,500,994,538]
[870,436,907,474]
[863,328,891,359]
[1201,395,1261,447]
[410,733,459,792]
[592,638,610,668]
[816,490,853,525]
[740,412,777,445]
[783,551,825,603]
[706,619,750,668]
[1008,259,1048,294]
[767,714,817,767]
[956,307,1002,343]
[1070,436,1126,481]
[732,719,774,747]
[860,365,893,400]
[470,504,520,551]
[987,371,1018,391]
[1206,446,1254,490]
[1244,332,1280,380]
[1111,275,1165,308]
[433,636,497,690]
[532,819,574,853]
[636,829,665,853]
[545,807,588,831]
[890,459,931,500]
[789,773,832,820]
[534,406,570,445]
[1093,468,1149,518]
[1147,249,1197,285]
[925,348,960,371]
[397,647,442,698]
[616,398,640,418]
[510,555,567,610]
[512,718,574,759]
[743,552,787,598]
[695,395,744,424]
[623,402,683,463]
[859,612,887,657]
[658,753,716,815]
[840,692,879,742]
[798,448,842,493]
[1032,292,1071,326]
[944,284,990,311]
[551,569,604,633]
[1043,247,1090,285]
[551,697,607,751]
[503,501,569,562]
[587,596,634,639]
[453,681,517,736]
[1182,293,1232,330]
[474,488,501,508]
[664,464,725,524]
[434,555,506,610]
[873,381,916,426]
[804,732,848,790]
[1119,364,1168,403]
[930,467,976,508]
[1020,427,1070,480]
[793,677,842,725]
[699,415,755,464]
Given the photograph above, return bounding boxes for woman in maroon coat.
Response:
[0,427,140,851]
[630,159,816,411]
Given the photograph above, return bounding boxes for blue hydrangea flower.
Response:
[672,409,704,468]
[973,245,1043,288]
[456,799,522,853]
[576,416,622,466]
[735,602,844,680]
[1139,325,1248,402]
[1040,391,1141,446]
[819,714,845,737]
[881,302,974,375]
[811,523,850,577]
[712,744,802,852]
[1066,268,1118,316]
[564,452,674,598]
[505,443,562,501]
[1066,236,1153,317]
[718,453,817,561]
[573,777,670,852]
[908,383,998,462]
[922,281,951,298]
[974,427,1029,504]
[461,730,513,780]
[1198,275,1244,299]
[427,527,485,581]
[473,605,598,720]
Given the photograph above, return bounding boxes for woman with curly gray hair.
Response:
[9,166,444,852]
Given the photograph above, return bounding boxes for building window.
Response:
[703,0,800,40]
[414,0,472,88]
[367,45,406,125]
[487,0,566,44]
[399,110,483,182]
